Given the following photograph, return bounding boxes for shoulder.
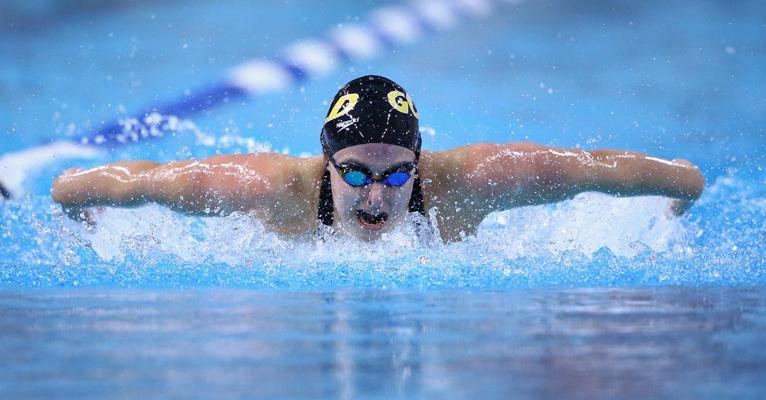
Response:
[419,142,542,187]
[420,142,543,168]
[249,154,326,202]
[417,142,544,224]
[205,153,326,234]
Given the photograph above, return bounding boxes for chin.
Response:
[349,223,389,241]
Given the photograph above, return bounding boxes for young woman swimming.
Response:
[52,75,704,242]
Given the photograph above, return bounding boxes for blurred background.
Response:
[2,0,764,181]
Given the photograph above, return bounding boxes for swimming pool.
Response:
[1,0,765,398]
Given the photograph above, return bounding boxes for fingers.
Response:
[0,180,10,199]
[63,206,96,227]
[663,160,702,217]
[668,198,694,217]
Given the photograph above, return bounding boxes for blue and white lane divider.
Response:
[0,0,524,199]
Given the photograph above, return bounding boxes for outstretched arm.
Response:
[457,142,705,215]
[53,161,161,211]
[51,154,312,221]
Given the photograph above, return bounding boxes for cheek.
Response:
[388,183,415,212]
[335,190,358,210]
[329,177,359,211]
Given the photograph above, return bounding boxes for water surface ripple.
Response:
[1,288,764,399]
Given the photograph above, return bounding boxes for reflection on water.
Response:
[1,288,764,399]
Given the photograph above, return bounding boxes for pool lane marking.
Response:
[0,0,526,198]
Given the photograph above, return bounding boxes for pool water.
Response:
[2,288,765,399]
[1,0,765,398]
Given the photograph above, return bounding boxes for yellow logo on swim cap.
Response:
[325,93,359,123]
[387,90,419,119]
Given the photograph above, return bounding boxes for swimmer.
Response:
[52,75,705,242]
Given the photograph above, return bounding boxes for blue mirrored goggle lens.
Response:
[383,171,411,187]
[342,170,370,187]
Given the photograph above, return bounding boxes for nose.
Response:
[366,182,384,208]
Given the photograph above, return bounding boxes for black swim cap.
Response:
[320,75,420,157]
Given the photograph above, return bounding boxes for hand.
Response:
[62,205,97,226]
[667,158,702,217]
[55,167,97,227]
[668,197,695,217]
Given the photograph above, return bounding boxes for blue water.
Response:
[2,288,765,399]
[1,0,766,398]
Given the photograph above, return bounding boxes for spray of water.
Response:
[1,121,763,289]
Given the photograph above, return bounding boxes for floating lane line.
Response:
[0,0,525,198]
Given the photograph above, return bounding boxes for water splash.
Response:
[2,170,764,289]
[1,110,763,289]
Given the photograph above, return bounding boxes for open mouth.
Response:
[355,210,388,230]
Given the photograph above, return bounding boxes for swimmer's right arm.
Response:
[52,154,300,219]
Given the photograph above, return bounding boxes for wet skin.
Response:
[328,144,417,241]
[52,142,705,242]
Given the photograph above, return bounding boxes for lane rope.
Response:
[0,0,524,198]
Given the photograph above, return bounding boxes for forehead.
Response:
[333,143,416,168]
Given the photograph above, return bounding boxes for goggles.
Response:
[328,155,417,188]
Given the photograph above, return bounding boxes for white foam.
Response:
[72,191,688,267]
[478,192,686,258]
[79,204,432,264]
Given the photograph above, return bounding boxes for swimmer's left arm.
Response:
[460,143,705,215]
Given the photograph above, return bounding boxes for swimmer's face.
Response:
[328,143,417,241]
